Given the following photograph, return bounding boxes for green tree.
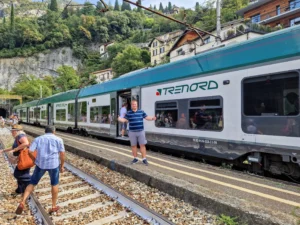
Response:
[159,2,163,12]
[154,5,157,10]
[3,16,6,24]
[111,45,149,77]
[168,2,172,12]
[195,2,200,12]
[10,3,15,32]
[114,0,120,11]
[49,0,58,12]
[12,75,52,101]
[137,0,142,12]
[81,2,95,15]
[55,66,80,92]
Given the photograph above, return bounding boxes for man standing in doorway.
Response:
[118,100,156,165]
[16,126,65,215]
[120,103,128,137]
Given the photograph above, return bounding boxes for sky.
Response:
[74,0,205,9]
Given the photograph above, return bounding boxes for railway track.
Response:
[4,158,174,225]
[0,127,175,225]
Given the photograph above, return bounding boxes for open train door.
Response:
[47,103,54,126]
[131,87,141,108]
[110,92,117,137]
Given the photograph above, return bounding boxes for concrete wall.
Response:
[0,47,82,90]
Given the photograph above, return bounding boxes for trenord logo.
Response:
[156,80,218,96]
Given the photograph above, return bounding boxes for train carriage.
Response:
[13,25,300,179]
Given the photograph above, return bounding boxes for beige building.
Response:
[99,42,114,59]
[148,30,183,65]
[91,68,114,83]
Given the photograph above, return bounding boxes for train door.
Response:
[117,90,131,137]
[47,103,54,125]
[109,92,117,137]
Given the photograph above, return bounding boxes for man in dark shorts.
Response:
[118,100,156,165]
[16,126,65,214]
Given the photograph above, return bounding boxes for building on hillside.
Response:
[148,30,183,65]
[91,68,114,83]
[164,5,180,15]
[99,42,114,59]
[167,20,264,62]
[236,0,300,28]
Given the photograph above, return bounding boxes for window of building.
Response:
[251,14,261,23]
[189,97,223,131]
[154,60,157,65]
[78,101,87,122]
[276,5,280,15]
[92,98,96,103]
[242,72,300,137]
[153,41,158,47]
[160,47,165,54]
[153,50,156,56]
[56,109,66,121]
[30,111,34,119]
[68,103,75,121]
[177,48,183,55]
[290,17,300,26]
[204,37,210,44]
[290,0,300,10]
[155,101,178,128]
[90,106,110,124]
[34,108,41,119]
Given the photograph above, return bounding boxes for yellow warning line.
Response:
[27,127,300,205]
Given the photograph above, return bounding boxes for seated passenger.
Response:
[195,105,212,129]
[176,113,188,129]
[282,118,299,137]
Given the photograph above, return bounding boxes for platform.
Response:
[23,125,300,225]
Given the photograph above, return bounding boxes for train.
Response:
[14,25,300,179]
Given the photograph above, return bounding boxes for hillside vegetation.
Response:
[0,0,248,101]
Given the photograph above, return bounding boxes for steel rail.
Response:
[64,162,175,225]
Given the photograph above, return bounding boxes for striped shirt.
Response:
[29,133,65,169]
[124,110,147,132]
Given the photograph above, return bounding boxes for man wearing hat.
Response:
[0,125,31,194]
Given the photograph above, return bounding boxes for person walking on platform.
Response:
[118,100,156,165]
[15,126,65,215]
[0,125,31,194]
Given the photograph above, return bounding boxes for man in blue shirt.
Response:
[118,100,156,165]
[16,126,65,215]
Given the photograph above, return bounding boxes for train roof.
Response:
[79,25,300,99]
[13,100,39,110]
[37,89,79,105]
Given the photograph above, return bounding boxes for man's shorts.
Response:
[30,166,60,186]
[128,130,147,146]
[120,122,127,130]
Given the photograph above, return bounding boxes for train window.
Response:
[68,103,75,122]
[34,108,41,119]
[243,73,299,116]
[90,106,110,124]
[30,111,34,119]
[242,72,300,137]
[189,97,223,131]
[155,101,178,128]
[20,110,26,120]
[56,109,66,121]
[78,102,87,122]
[41,110,47,120]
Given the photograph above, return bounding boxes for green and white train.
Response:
[14,25,300,179]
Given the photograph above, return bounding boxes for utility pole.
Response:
[40,85,43,99]
[216,0,222,45]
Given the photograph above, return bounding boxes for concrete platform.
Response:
[24,125,300,225]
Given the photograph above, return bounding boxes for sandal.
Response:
[49,206,60,214]
[15,202,24,215]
